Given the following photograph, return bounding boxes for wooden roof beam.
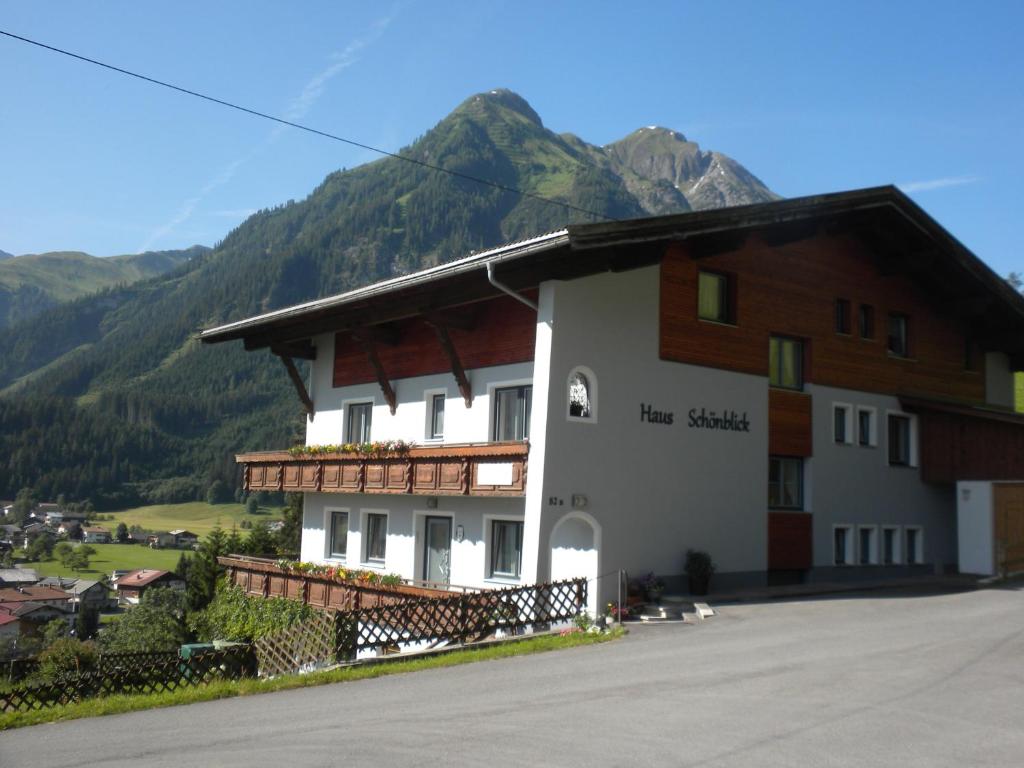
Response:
[278,355,315,420]
[270,340,317,360]
[424,318,473,408]
[352,332,397,414]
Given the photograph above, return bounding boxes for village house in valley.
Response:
[200,187,1024,612]
[115,569,185,606]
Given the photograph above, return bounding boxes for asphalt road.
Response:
[4,586,1024,767]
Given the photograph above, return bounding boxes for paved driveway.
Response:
[4,586,1024,767]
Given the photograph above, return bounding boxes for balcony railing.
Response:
[218,555,470,611]
[237,441,528,497]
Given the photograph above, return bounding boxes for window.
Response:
[964,338,977,372]
[329,511,349,559]
[905,527,923,565]
[428,394,445,440]
[858,526,878,565]
[346,402,373,443]
[888,414,912,466]
[835,298,851,334]
[859,304,875,339]
[490,520,523,579]
[768,456,803,509]
[493,386,532,441]
[888,313,909,357]
[364,513,387,564]
[857,407,876,447]
[568,369,593,419]
[882,526,901,565]
[698,271,733,324]
[833,404,852,445]
[834,526,853,566]
[769,336,804,390]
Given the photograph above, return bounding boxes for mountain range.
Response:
[0,89,777,507]
[0,247,205,328]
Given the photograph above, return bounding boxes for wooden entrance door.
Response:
[994,484,1024,576]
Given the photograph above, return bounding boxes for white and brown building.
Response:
[115,569,185,606]
[200,187,1024,611]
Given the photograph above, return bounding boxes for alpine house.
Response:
[200,187,1024,612]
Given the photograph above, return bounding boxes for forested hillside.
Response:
[0,246,205,327]
[0,89,777,508]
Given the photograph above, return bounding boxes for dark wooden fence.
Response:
[0,646,256,714]
[255,577,588,677]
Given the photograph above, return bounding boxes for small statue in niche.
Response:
[569,371,591,418]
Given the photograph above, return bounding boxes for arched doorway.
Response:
[549,512,600,618]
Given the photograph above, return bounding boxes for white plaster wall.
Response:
[810,385,955,568]
[302,492,526,589]
[985,352,1015,409]
[537,266,769,603]
[304,331,534,446]
[957,481,994,576]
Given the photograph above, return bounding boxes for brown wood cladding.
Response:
[660,235,986,403]
[994,484,1024,575]
[917,411,1024,484]
[769,389,813,457]
[241,442,528,497]
[333,294,537,387]
[219,556,452,611]
[767,511,813,570]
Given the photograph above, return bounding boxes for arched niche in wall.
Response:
[567,365,597,422]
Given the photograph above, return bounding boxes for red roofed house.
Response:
[115,569,185,606]
[0,586,74,611]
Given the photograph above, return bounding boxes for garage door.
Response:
[994,484,1024,576]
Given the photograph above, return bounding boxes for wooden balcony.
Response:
[237,441,528,497]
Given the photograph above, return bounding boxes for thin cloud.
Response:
[899,175,980,193]
[139,9,397,251]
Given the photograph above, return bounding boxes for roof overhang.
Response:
[198,186,1024,367]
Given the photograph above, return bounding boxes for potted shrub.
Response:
[684,549,715,596]
[638,572,665,604]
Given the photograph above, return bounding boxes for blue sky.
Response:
[1,1,1021,278]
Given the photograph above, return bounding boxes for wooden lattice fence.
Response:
[253,610,339,678]
[0,646,256,714]
[252,577,588,675]
[337,577,587,660]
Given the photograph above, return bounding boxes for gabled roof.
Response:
[198,186,1024,368]
[0,568,38,583]
[115,569,177,589]
[0,586,72,603]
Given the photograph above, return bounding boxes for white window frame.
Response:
[886,410,919,467]
[483,513,525,584]
[857,525,879,565]
[423,389,447,442]
[904,526,924,565]
[856,406,878,448]
[833,524,854,566]
[361,509,389,568]
[325,507,350,562]
[488,378,533,442]
[342,398,374,443]
[832,402,853,445]
[881,525,902,565]
[566,365,598,424]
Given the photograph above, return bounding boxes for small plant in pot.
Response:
[638,572,665,604]
[684,549,715,596]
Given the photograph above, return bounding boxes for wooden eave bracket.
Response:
[353,332,398,414]
[279,355,315,421]
[425,317,473,408]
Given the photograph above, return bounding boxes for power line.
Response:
[0,29,615,223]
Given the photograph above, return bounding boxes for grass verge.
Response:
[0,628,623,730]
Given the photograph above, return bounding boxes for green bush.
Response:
[37,638,99,682]
[189,584,315,642]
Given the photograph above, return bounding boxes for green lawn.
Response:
[104,502,283,538]
[27,543,183,581]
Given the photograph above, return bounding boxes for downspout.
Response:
[487,262,538,311]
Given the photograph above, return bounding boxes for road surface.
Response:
[3,585,1023,767]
